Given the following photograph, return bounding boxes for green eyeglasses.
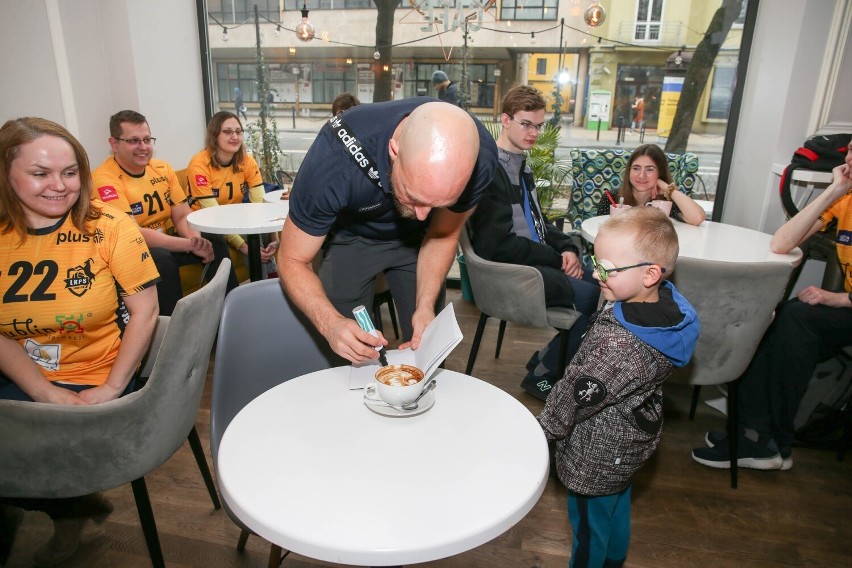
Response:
[590,255,666,282]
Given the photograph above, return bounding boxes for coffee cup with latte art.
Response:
[365,364,425,407]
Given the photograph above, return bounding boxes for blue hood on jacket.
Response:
[612,281,700,367]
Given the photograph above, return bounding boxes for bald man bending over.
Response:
[279,99,497,362]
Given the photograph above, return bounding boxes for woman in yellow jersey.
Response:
[0,117,159,565]
[186,111,278,270]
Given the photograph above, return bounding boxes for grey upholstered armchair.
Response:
[0,259,231,567]
[457,225,581,377]
[669,256,794,488]
[210,278,343,567]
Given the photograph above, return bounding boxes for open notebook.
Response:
[348,303,463,390]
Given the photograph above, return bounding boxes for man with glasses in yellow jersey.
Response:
[469,85,601,400]
[92,110,238,316]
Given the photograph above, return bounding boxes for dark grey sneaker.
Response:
[704,431,793,470]
[692,436,783,470]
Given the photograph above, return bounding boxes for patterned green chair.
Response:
[567,147,700,263]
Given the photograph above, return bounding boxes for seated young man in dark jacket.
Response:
[468,85,600,400]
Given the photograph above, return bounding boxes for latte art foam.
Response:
[375,364,424,387]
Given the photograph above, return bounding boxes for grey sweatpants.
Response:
[318,234,444,341]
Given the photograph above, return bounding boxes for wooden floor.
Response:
[4,288,852,567]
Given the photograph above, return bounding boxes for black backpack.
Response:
[794,352,852,450]
[779,133,850,217]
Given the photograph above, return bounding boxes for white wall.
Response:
[0,0,206,170]
[0,1,66,126]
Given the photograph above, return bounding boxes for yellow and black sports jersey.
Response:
[185,150,264,208]
[820,192,852,292]
[92,157,188,233]
[0,205,160,386]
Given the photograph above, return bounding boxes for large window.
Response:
[634,0,663,41]
[202,0,756,222]
[500,0,558,21]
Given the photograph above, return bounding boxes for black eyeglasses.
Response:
[590,255,665,282]
[221,128,244,136]
[510,116,546,133]
[116,137,156,147]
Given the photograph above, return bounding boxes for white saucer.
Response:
[363,389,435,417]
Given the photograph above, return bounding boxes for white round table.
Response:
[216,367,549,566]
[263,188,290,203]
[580,215,802,265]
[187,202,288,281]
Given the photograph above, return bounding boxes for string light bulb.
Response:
[222,27,229,42]
[584,2,606,27]
[530,31,536,44]
[274,25,281,36]
[295,3,315,42]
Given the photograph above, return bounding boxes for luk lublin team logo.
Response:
[64,258,96,297]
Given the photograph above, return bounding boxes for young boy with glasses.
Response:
[539,206,699,567]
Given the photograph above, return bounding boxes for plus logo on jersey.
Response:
[97,185,119,201]
[195,174,209,187]
[64,258,96,297]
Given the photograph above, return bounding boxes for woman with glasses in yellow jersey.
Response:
[186,111,278,270]
[597,144,706,226]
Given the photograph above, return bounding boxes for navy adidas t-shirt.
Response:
[288,98,497,241]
